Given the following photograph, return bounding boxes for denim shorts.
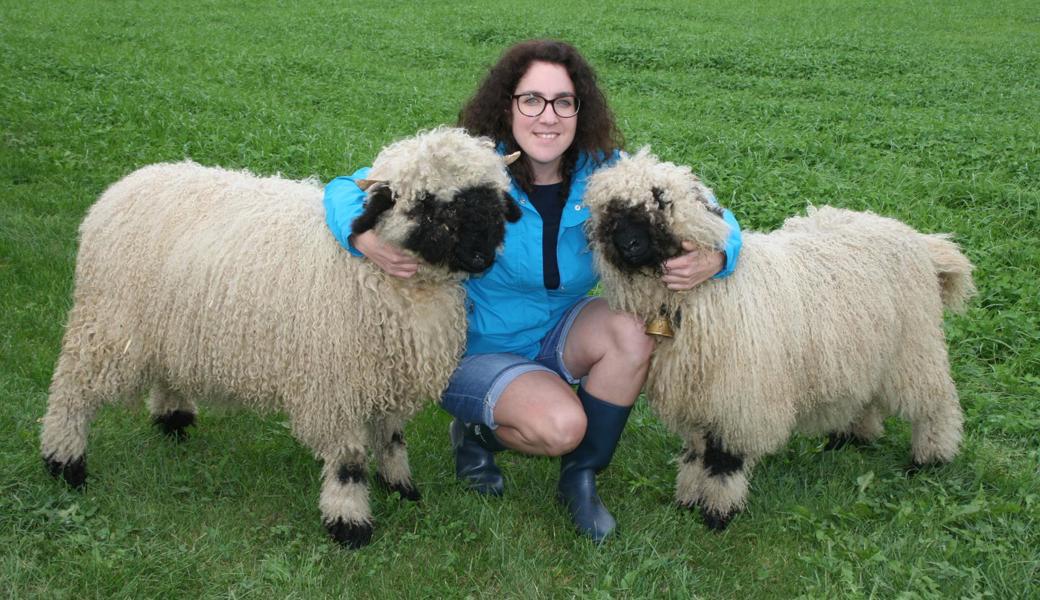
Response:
[440,296,599,429]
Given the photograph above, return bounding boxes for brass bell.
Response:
[645,315,674,338]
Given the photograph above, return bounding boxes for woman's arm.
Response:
[323,168,419,278]
[715,208,742,278]
[323,168,371,256]
[660,206,742,290]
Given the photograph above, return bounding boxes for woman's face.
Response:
[510,61,578,184]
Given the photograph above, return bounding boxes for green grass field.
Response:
[2,1,1038,597]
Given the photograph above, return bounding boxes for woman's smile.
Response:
[511,61,578,184]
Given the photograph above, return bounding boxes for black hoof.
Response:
[824,433,852,450]
[701,507,735,532]
[153,410,196,441]
[824,433,868,451]
[44,455,86,489]
[378,475,421,501]
[904,460,941,477]
[677,500,734,531]
[325,518,374,549]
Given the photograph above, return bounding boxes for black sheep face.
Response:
[407,185,521,273]
[594,187,682,274]
[352,183,521,274]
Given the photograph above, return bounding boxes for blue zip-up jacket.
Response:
[324,151,742,359]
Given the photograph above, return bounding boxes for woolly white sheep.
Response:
[40,127,521,548]
[584,149,975,530]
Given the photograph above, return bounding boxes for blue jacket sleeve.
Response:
[714,208,742,279]
[323,167,371,257]
[704,190,741,279]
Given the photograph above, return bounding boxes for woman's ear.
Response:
[350,184,395,236]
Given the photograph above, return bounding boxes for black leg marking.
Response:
[701,506,735,532]
[905,459,946,477]
[325,518,374,549]
[154,410,196,441]
[704,433,743,477]
[337,463,367,485]
[377,475,421,502]
[825,432,872,451]
[44,454,87,489]
[390,431,405,446]
[677,498,735,531]
[681,446,699,464]
[825,432,851,451]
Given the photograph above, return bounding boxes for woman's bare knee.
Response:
[608,311,655,367]
[539,408,586,456]
[493,371,586,455]
[565,300,653,375]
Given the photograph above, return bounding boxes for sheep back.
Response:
[69,161,465,440]
[611,206,964,457]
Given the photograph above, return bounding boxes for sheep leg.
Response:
[825,403,885,450]
[883,342,963,471]
[40,337,137,489]
[907,379,963,469]
[148,381,197,441]
[852,403,886,441]
[40,383,92,489]
[675,429,707,509]
[675,431,748,531]
[369,414,420,501]
[319,446,375,549]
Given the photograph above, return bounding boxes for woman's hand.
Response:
[661,241,724,290]
[352,230,419,279]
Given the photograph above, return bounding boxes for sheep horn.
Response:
[356,179,386,191]
[503,151,521,165]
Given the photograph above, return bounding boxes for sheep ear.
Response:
[652,187,670,210]
[356,178,386,191]
[705,203,725,218]
[503,192,522,223]
[350,185,396,236]
[503,151,521,166]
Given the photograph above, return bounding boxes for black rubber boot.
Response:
[449,419,505,496]
[557,386,632,542]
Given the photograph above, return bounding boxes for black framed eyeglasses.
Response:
[512,93,580,118]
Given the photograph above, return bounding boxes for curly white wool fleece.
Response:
[585,149,975,521]
[40,127,509,546]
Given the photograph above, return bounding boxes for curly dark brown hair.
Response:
[458,40,624,196]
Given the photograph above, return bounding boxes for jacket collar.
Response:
[501,149,616,227]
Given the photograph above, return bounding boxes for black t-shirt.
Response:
[529,182,564,290]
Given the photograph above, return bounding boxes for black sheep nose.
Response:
[460,250,492,273]
[613,228,650,262]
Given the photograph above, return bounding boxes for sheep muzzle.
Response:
[404,184,514,274]
[596,199,681,273]
[458,250,492,273]
[613,226,653,266]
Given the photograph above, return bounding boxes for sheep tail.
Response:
[924,233,976,313]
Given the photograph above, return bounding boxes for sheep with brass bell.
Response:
[40,127,522,549]
[584,148,974,530]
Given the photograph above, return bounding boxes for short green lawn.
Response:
[2,1,1037,598]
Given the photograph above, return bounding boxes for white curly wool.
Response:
[585,149,975,527]
[40,127,513,548]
